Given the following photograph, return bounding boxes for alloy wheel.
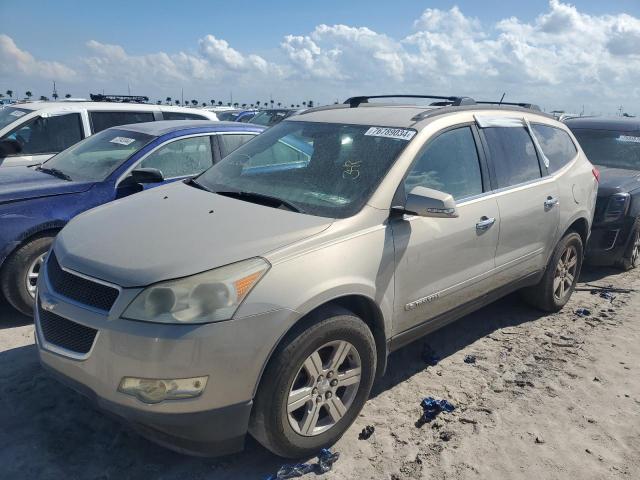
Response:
[287,340,362,437]
[631,231,640,268]
[553,245,578,301]
[25,253,46,298]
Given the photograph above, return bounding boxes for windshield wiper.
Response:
[215,190,305,213]
[37,166,72,181]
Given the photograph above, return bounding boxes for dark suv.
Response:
[566,117,640,269]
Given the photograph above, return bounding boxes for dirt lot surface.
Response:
[1,266,638,480]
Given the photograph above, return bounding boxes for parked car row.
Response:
[0,94,637,460]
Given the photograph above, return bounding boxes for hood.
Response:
[595,166,640,197]
[0,166,94,204]
[55,181,333,287]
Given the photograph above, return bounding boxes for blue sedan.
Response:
[0,120,265,315]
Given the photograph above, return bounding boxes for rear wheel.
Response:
[616,222,640,271]
[1,234,54,317]
[249,309,376,458]
[522,231,583,312]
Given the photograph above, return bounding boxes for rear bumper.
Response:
[40,359,252,457]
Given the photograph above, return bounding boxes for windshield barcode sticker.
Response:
[110,136,136,146]
[10,110,26,117]
[618,135,640,144]
[364,127,416,141]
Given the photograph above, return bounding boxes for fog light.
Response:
[118,376,208,404]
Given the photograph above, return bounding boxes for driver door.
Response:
[391,125,500,335]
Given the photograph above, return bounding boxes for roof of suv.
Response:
[10,101,215,115]
[564,116,640,132]
[115,120,264,136]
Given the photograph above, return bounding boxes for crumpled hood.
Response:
[0,166,94,204]
[596,166,640,197]
[55,181,333,287]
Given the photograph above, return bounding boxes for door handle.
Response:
[544,196,559,209]
[476,216,496,231]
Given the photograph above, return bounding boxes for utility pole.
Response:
[52,80,58,101]
[181,87,184,106]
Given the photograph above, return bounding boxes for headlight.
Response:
[123,258,270,323]
[604,193,630,222]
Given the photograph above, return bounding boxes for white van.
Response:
[0,102,218,167]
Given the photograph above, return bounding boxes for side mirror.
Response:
[131,168,164,184]
[0,138,22,158]
[401,186,459,218]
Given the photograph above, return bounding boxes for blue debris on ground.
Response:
[266,448,340,479]
[416,397,455,427]
[358,425,375,440]
[575,308,591,317]
[463,354,476,364]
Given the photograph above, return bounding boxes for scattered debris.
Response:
[575,284,634,294]
[535,436,545,444]
[585,448,592,455]
[421,344,440,366]
[593,377,601,382]
[459,417,478,424]
[416,397,455,427]
[358,425,375,440]
[575,308,591,317]
[267,449,340,479]
[464,355,477,364]
[439,430,454,442]
[597,291,616,302]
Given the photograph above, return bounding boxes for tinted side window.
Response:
[405,126,483,200]
[219,134,256,157]
[162,111,208,121]
[90,111,154,133]
[532,124,577,173]
[140,136,213,178]
[484,127,541,188]
[4,113,83,155]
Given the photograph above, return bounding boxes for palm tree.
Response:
[65,93,71,99]
[308,100,314,107]
[202,102,206,107]
[39,95,48,101]
[166,96,172,104]
[277,102,281,108]
[191,99,198,106]
[242,103,247,108]
[302,101,307,108]
[256,101,260,108]
[218,101,223,106]
[0,93,4,100]
[270,99,274,108]
[25,91,32,100]
[52,92,59,101]
[210,99,215,105]
[227,102,231,107]
[174,99,180,105]
[156,100,162,105]
[6,90,13,99]
[290,104,294,108]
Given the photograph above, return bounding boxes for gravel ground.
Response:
[0,266,638,480]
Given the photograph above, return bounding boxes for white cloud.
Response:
[0,34,76,81]
[2,2,640,112]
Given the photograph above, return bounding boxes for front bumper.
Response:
[35,262,298,456]
[586,216,636,266]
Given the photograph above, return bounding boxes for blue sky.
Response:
[1,1,640,113]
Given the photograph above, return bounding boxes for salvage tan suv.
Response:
[36,95,598,458]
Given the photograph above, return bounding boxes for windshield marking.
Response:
[110,136,136,146]
[364,126,416,140]
[618,135,640,144]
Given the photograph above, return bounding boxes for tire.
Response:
[521,231,583,312]
[0,234,55,317]
[616,221,640,271]
[249,308,376,458]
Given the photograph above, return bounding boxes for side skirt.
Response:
[388,270,543,353]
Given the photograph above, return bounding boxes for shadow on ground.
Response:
[0,298,31,329]
[0,290,555,480]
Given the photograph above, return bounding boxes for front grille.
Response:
[47,252,119,311]
[594,197,608,223]
[38,304,98,355]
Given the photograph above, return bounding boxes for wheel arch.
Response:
[0,221,64,270]
[251,294,389,400]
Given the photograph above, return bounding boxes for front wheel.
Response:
[1,234,54,317]
[617,222,640,271]
[521,231,584,312]
[249,309,376,458]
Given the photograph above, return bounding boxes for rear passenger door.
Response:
[217,133,259,158]
[392,125,500,335]
[89,111,156,134]
[478,118,560,283]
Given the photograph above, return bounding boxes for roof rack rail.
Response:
[89,93,150,103]
[344,95,476,108]
[476,101,541,111]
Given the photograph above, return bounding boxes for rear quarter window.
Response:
[532,124,577,173]
[483,127,542,189]
[162,111,208,121]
